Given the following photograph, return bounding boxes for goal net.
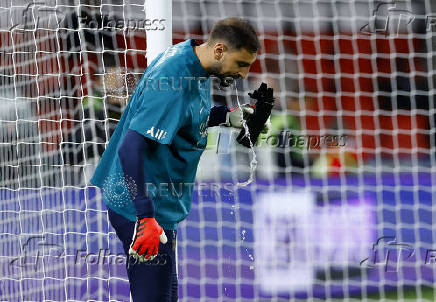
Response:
[1,0,435,301]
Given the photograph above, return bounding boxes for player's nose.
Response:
[238,70,247,79]
[238,66,250,79]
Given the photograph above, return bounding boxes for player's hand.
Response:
[247,83,274,136]
[236,83,275,148]
[222,104,270,134]
[260,116,271,134]
[129,217,168,263]
[248,82,274,105]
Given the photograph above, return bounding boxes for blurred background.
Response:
[0,0,435,301]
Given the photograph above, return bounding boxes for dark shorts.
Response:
[107,208,178,302]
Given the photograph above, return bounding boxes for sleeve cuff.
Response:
[208,105,229,127]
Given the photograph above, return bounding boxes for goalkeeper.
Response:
[90,17,272,301]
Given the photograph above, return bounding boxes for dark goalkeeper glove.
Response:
[129,217,168,262]
[236,83,275,148]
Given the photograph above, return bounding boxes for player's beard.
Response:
[206,63,240,87]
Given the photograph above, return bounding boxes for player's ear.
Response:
[213,43,227,60]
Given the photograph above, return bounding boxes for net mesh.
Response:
[0,0,435,301]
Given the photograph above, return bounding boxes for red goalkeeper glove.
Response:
[128,217,168,262]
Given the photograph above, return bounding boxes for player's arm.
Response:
[118,129,156,218]
[118,130,167,263]
[208,105,229,127]
[124,71,187,262]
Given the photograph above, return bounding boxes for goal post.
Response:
[144,0,172,64]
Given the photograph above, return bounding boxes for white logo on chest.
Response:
[146,126,167,140]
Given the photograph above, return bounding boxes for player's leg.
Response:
[170,233,178,301]
[107,207,178,301]
[166,231,179,302]
[126,231,177,302]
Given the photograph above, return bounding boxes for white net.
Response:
[1,0,435,301]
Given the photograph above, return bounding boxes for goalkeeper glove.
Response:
[129,217,168,263]
[222,104,271,134]
[236,83,275,148]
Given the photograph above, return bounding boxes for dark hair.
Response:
[209,17,260,53]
